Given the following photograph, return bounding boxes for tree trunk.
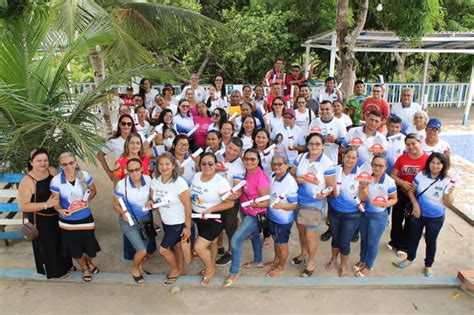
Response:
[89,47,112,136]
[336,0,369,97]
[394,52,406,82]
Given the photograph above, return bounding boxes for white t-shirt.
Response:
[342,126,388,166]
[151,176,189,225]
[422,138,451,155]
[391,102,421,133]
[308,117,347,164]
[114,175,152,218]
[384,132,406,173]
[144,90,159,110]
[268,112,284,133]
[217,155,246,186]
[174,114,194,135]
[207,97,227,112]
[270,124,306,164]
[295,108,312,134]
[136,121,151,139]
[181,86,207,102]
[190,173,231,213]
[101,137,126,161]
[336,113,352,128]
[240,135,254,151]
[406,126,426,139]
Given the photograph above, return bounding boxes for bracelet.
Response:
[43,202,47,210]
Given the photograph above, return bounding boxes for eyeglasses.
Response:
[120,121,133,127]
[372,90,382,93]
[176,142,189,147]
[181,105,190,108]
[129,141,141,145]
[60,161,75,167]
[201,162,215,167]
[371,163,385,168]
[127,167,142,173]
[243,157,257,162]
[308,142,323,147]
[271,162,284,167]
[273,103,284,106]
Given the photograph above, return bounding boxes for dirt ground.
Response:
[0,107,473,314]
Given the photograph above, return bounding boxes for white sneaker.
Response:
[396,250,408,258]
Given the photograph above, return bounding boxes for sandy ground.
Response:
[0,107,473,314]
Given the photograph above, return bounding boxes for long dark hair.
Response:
[213,75,226,98]
[169,134,190,156]
[243,148,263,171]
[252,128,271,150]
[28,147,49,171]
[157,108,174,128]
[212,108,227,129]
[238,115,257,138]
[112,114,137,139]
[154,152,180,182]
[423,152,449,180]
[138,78,151,99]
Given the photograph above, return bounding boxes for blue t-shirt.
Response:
[328,165,359,213]
[114,175,152,218]
[414,172,450,218]
[268,172,298,224]
[364,173,397,213]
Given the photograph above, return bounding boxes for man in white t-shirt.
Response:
[384,115,406,174]
[308,100,347,164]
[180,73,207,102]
[319,77,343,103]
[270,108,306,165]
[391,87,422,134]
[422,118,451,157]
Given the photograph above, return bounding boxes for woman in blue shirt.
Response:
[355,154,398,277]
[396,153,454,277]
[326,148,360,277]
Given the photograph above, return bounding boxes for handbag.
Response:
[21,175,39,241]
[125,177,156,241]
[256,212,268,229]
[403,178,438,217]
[297,208,323,226]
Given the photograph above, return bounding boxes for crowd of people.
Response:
[18,59,456,286]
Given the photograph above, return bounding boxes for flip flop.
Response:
[223,274,239,287]
[291,257,306,265]
[132,274,145,284]
[88,264,99,275]
[201,272,215,286]
[164,275,178,285]
[242,262,264,269]
[302,269,314,278]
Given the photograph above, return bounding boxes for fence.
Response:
[74,81,470,108]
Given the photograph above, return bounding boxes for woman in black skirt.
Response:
[18,148,73,279]
[50,152,100,282]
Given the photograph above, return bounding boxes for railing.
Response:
[73,81,470,108]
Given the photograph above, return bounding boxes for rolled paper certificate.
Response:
[290,85,295,98]
[224,96,228,104]
[180,148,204,168]
[132,113,139,124]
[229,112,238,121]
[354,197,365,212]
[265,78,270,87]
[335,169,342,194]
[258,103,266,115]
[422,94,429,110]
[146,133,157,144]
[221,180,247,200]
[270,190,289,207]
[445,168,461,194]
[241,195,271,207]
[286,100,291,109]
[143,200,170,211]
[379,74,384,85]
[82,189,91,202]
[337,82,343,90]
[191,213,221,219]
[186,124,200,137]
[320,186,333,196]
[263,143,277,155]
[273,74,277,82]
[387,134,402,141]
[318,93,323,103]
[286,126,294,147]
[119,198,134,226]
[305,64,311,79]
[154,123,164,133]
[263,113,270,124]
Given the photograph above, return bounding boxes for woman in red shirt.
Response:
[389,133,429,257]
[193,102,212,149]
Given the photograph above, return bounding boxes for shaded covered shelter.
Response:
[302,30,474,125]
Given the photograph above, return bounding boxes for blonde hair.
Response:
[58,152,87,193]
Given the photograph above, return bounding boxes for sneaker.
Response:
[320,227,332,241]
[216,251,232,266]
[396,250,408,258]
[351,231,359,243]
[217,246,225,256]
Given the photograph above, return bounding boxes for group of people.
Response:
[18,61,456,286]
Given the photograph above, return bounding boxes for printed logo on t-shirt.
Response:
[365,103,380,113]
[401,165,420,176]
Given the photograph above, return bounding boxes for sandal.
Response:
[325,259,337,272]
[242,261,264,269]
[223,274,239,287]
[132,274,145,284]
[266,268,284,278]
[424,267,434,278]
[395,259,414,269]
[291,257,306,265]
[352,262,365,272]
[82,269,92,282]
[164,275,178,285]
[355,268,370,277]
[200,271,215,286]
[88,264,99,275]
[301,268,314,278]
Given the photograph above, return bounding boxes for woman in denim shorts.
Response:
[113,158,152,284]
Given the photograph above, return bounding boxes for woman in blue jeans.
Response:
[326,148,360,277]
[224,149,270,287]
[396,153,454,277]
[355,155,398,277]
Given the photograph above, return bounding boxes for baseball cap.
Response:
[427,118,441,130]
[283,108,295,117]
[126,86,133,91]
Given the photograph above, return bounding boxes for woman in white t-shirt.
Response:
[139,78,159,110]
[267,97,285,134]
[406,110,428,138]
[295,96,313,135]
[190,152,233,286]
[333,100,352,130]
[135,105,151,139]
[149,153,191,285]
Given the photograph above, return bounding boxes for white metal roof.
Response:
[303,30,474,54]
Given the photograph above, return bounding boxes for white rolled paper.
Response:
[379,74,384,85]
[320,186,333,195]
[143,200,170,211]
[422,94,429,109]
[337,82,343,90]
[263,143,277,155]
[354,197,365,212]
[445,168,461,194]
[305,64,311,79]
[82,189,91,202]
[286,126,294,147]
[318,93,323,103]
[180,148,204,168]
[154,123,164,133]
[286,100,291,109]
[265,79,270,87]
[221,180,247,200]
[273,74,277,82]
[241,195,271,207]
[229,112,238,121]
[119,198,134,226]
[186,124,200,137]
[290,85,295,98]
[146,133,157,144]
[191,213,221,219]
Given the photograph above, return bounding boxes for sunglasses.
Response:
[243,157,257,162]
[60,161,75,167]
[273,103,284,106]
[201,162,215,167]
[120,121,133,127]
[127,167,142,173]
[371,163,385,168]
[271,162,284,167]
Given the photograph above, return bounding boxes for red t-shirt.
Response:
[266,94,288,112]
[113,155,151,180]
[193,115,212,148]
[393,153,429,183]
[362,98,390,131]
[285,74,305,93]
